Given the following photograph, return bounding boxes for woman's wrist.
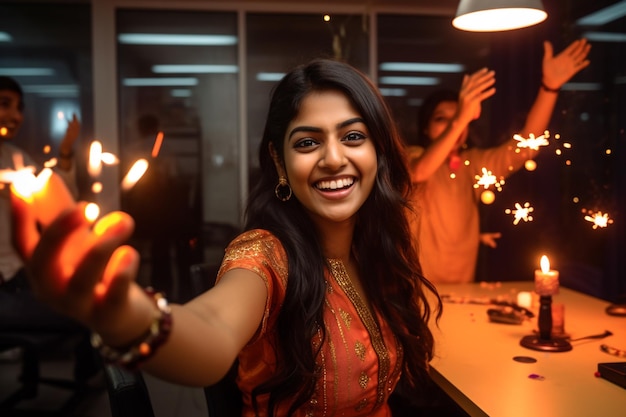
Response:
[91,287,172,369]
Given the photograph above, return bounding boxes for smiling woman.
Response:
[11,58,444,416]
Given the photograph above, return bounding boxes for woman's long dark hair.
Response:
[245,58,441,416]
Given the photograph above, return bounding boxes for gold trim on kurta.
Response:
[327,258,391,409]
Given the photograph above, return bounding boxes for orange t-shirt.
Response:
[217,229,402,416]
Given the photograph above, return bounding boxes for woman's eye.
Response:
[344,131,366,143]
[294,138,318,149]
[433,116,449,124]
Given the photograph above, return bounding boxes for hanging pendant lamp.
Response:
[452,0,547,32]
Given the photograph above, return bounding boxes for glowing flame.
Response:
[100,152,119,165]
[0,127,7,136]
[583,210,613,229]
[88,140,103,178]
[91,182,103,194]
[540,255,550,273]
[121,158,149,191]
[505,202,534,225]
[151,131,164,158]
[8,167,52,199]
[84,202,100,222]
[514,133,549,150]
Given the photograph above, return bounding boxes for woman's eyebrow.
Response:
[287,117,366,141]
[287,125,322,140]
[338,117,365,129]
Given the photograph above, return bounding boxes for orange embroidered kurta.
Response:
[217,229,403,416]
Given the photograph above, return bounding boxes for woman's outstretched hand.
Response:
[10,184,146,340]
[542,38,591,90]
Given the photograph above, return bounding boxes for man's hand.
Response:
[480,232,502,248]
[542,38,591,90]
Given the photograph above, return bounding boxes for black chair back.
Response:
[104,364,155,417]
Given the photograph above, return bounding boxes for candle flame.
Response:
[88,141,103,178]
[100,152,119,165]
[540,255,550,273]
[151,131,164,158]
[121,158,149,191]
[0,126,7,136]
[84,202,100,222]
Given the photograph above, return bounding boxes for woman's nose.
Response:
[320,139,347,169]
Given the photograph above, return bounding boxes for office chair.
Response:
[0,331,88,414]
[104,364,155,417]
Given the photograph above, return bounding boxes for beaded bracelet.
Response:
[91,288,172,369]
[540,81,560,93]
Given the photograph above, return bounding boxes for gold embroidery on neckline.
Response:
[327,258,390,409]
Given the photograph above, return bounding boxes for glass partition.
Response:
[245,12,369,190]
[0,2,93,197]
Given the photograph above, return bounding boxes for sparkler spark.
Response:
[151,131,164,158]
[513,133,549,150]
[583,210,613,229]
[121,158,149,191]
[505,202,534,225]
[474,167,504,191]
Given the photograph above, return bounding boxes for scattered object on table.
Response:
[600,344,626,358]
[441,294,534,318]
[513,356,537,363]
[605,303,626,317]
[528,373,545,381]
[568,330,613,342]
[487,307,525,324]
[597,362,626,389]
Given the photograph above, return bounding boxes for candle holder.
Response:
[520,255,572,352]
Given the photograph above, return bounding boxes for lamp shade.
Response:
[453,0,547,32]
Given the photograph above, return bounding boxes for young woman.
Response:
[407,39,591,284]
[11,59,441,416]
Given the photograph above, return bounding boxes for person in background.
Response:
[11,59,445,416]
[0,75,98,382]
[407,38,591,284]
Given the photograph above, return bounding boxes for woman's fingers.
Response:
[28,204,88,296]
[10,184,40,261]
[65,211,135,297]
[99,245,140,307]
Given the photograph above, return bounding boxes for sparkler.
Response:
[514,133,550,150]
[474,167,504,191]
[582,209,613,229]
[505,202,534,225]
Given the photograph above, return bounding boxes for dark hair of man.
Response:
[245,58,442,416]
[0,76,25,112]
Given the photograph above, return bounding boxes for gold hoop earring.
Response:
[274,176,292,201]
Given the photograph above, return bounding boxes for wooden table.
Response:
[429,281,626,417]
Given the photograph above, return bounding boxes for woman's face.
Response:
[425,100,468,151]
[277,90,377,227]
[0,90,24,140]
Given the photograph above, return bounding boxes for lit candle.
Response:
[534,255,559,296]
